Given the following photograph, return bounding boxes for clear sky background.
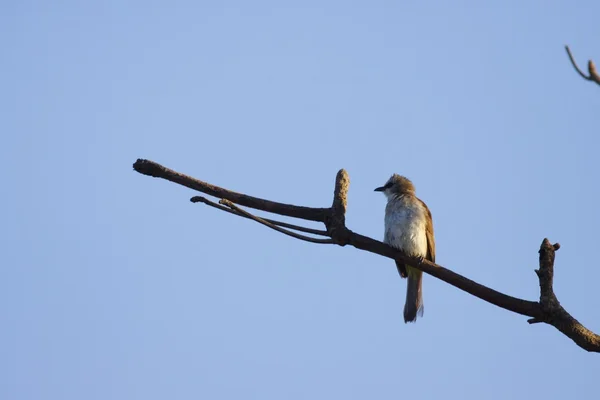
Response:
[2,1,599,399]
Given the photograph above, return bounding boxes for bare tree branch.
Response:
[133,159,329,222]
[327,169,351,245]
[133,158,600,352]
[219,199,334,244]
[565,45,600,86]
[191,195,329,236]
[528,239,600,351]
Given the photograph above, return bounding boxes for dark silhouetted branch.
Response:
[133,158,599,353]
[191,196,329,236]
[527,239,600,352]
[565,45,600,86]
[219,199,334,244]
[133,159,328,222]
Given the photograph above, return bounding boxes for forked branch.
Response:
[133,158,600,352]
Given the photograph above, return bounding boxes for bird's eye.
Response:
[384,182,393,189]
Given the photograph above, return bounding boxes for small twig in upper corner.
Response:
[565,45,600,85]
[191,196,329,236]
[219,199,335,244]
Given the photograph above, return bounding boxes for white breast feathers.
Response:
[383,196,428,257]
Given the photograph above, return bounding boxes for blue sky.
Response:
[3,1,599,399]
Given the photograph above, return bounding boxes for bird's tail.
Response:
[404,267,424,323]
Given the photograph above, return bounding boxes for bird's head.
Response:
[374,174,415,199]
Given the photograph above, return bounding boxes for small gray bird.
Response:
[375,174,435,323]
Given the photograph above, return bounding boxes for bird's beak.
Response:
[374,186,385,192]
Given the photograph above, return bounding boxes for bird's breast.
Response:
[383,199,428,257]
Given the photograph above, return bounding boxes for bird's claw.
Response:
[416,255,425,265]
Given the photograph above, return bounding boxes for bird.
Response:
[375,174,435,323]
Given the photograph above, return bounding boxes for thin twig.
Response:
[219,199,335,244]
[565,45,600,85]
[565,45,590,81]
[191,196,329,236]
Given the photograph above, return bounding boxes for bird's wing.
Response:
[419,198,436,263]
